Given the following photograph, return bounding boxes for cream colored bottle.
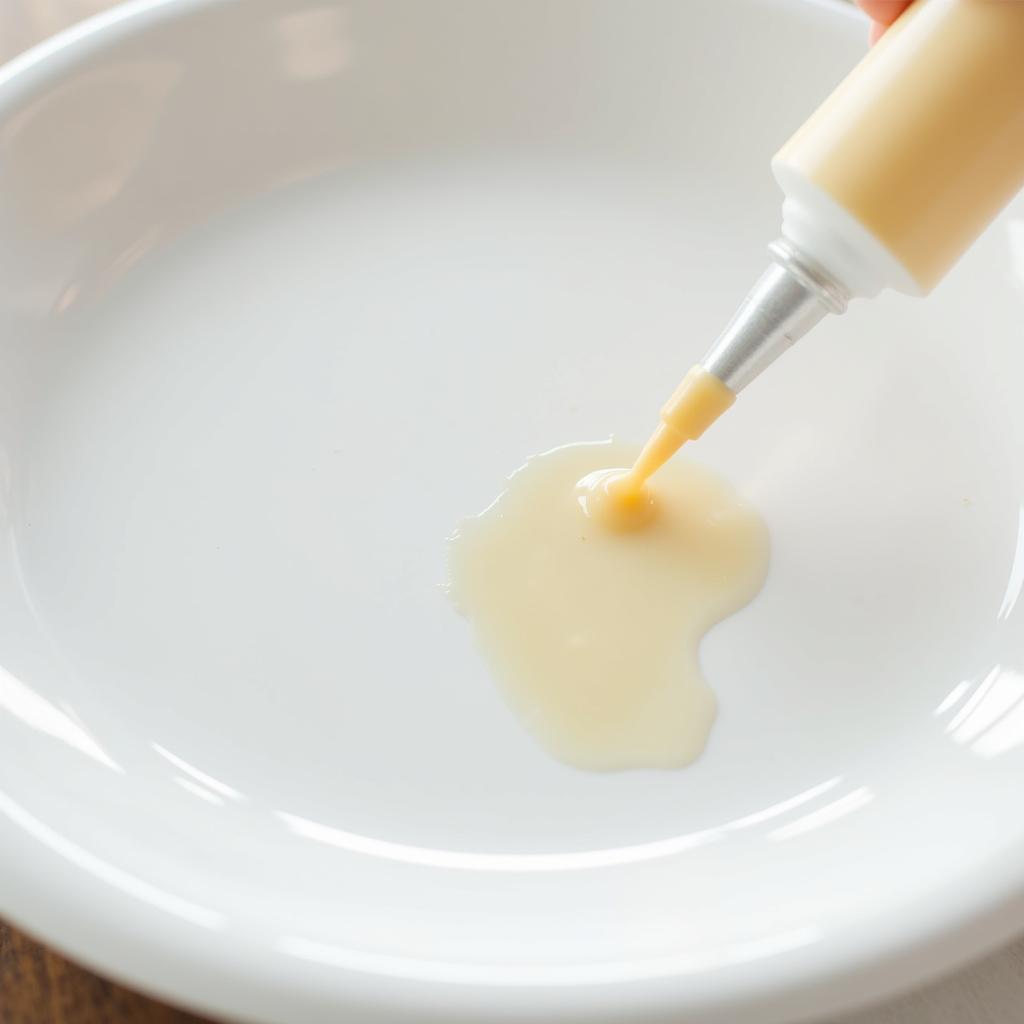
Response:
[774,0,1024,300]
[630,0,1024,487]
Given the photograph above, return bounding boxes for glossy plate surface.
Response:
[2,1,1024,1021]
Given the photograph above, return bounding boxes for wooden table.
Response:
[0,920,209,1024]
[2,3,1024,1023]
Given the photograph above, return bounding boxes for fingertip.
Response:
[855,1,910,26]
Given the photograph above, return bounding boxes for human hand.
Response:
[855,0,913,43]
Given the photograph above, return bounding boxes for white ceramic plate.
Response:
[3,1,1024,1021]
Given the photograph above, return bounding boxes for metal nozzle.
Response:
[700,238,851,393]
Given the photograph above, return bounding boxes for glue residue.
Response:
[447,440,768,770]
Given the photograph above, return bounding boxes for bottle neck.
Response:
[775,170,924,298]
